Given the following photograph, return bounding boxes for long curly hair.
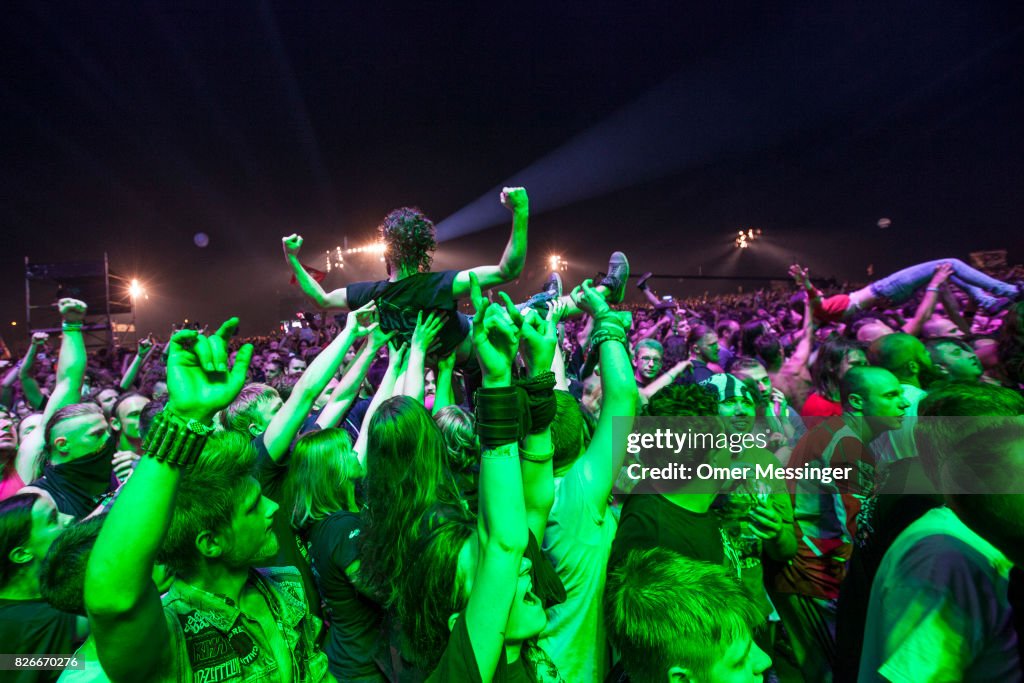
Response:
[379,207,437,275]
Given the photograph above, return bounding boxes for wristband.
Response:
[62,321,84,332]
[142,410,209,468]
[926,287,940,293]
[474,386,523,448]
[481,442,519,460]
[519,446,555,463]
[516,371,557,434]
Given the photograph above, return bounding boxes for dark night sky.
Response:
[2,1,1022,340]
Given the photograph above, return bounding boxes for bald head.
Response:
[868,333,929,383]
[840,366,897,409]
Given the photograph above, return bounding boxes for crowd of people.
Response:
[2,186,1024,682]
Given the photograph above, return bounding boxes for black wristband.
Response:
[516,371,557,434]
[474,387,522,448]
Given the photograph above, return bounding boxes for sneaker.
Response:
[519,271,563,312]
[981,296,1014,315]
[598,251,630,305]
[636,272,653,290]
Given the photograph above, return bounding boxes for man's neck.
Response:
[388,265,418,282]
[901,375,921,389]
[183,563,250,606]
[0,570,41,601]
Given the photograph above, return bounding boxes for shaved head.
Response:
[840,366,897,409]
[868,333,929,382]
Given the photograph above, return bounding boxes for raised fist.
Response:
[500,187,528,213]
[31,332,49,346]
[282,234,304,257]
[58,298,87,323]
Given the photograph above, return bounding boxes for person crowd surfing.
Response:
[2,188,1024,682]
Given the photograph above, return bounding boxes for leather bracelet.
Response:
[142,410,209,468]
[474,387,523,448]
[516,371,556,433]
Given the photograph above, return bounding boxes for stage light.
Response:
[548,254,568,272]
[129,279,145,299]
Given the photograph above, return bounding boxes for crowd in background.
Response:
[3,192,1024,683]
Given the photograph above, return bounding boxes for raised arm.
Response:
[85,319,252,682]
[571,281,639,515]
[17,301,89,480]
[636,315,671,342]
[452,187,529,296]
[262,302,377,461]
[639,359,692,399]
[431,351,456,415]
[44,299,88,423]
[505,296,557,543]
[785,292,816,371]
[939,285,971,335]
[315,328,392,430]
[353,342,407,468]
[464,273,528,680]
[17,332,49,409]
[901,263,953,337]
[282,233,349,309]
[118,336,154,391]
[400,311,445,404]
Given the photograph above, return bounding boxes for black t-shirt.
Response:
[307,511,388,682]
[344,270,471,356]
[0,598,78,683]
[425,612,530,683]
[675,359,715,386]
[609,489,725,570]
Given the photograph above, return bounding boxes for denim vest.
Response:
[162,567,328,683]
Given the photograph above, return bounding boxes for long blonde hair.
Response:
[284,428,360,530]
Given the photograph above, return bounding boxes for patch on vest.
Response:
[178,611,244,683]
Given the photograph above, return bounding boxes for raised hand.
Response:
[138,335,154,355]
[166,317,253,423]
[58,298,87,322]
[788,264,812,290]
[501,294,556,376]
[436,349,456,375]
[368,321,396,351]
[469,273,520,385]
[570,279,612,319]
[499,186,529,213]
[386,340,409,372]
[929,262,955,288]
[282,233,304,257]
[411,310,446,353]
[31,332,49,346]
[344,301,380,338]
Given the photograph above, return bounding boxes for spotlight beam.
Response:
[436,13,1002,242]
